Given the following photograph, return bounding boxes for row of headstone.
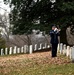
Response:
[57,43,74,62]
[0,43,50,56]
[29,43,50,54]
[0,45,28,56]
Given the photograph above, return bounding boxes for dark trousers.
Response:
[51,43,58,57]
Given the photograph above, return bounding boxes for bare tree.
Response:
[0,12,10,41]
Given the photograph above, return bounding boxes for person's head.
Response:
[52,25,56,30]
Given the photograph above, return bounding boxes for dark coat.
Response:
[50,30,60,44]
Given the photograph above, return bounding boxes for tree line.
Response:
[4,0,74,34]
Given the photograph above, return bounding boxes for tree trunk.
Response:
[60,28,68,45]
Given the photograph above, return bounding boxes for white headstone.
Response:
[43,43,47,49]
[60,43,63,54]
[66,46,70,57]
[29,45,33,54]
[26,45,29,53]
[45,43,47,48]
[47,45,50,48]
[17,48,20,53]
[63,44,66,55]
[71,46,74,62]
[9,47,12,55]
[57,44,60,52]
[69,47,72,59]
[38,43,42,50]
[1,49,3,56]
[24,45,27,53]
[34,44,37,51]
[13,46,17,54]
[21,47,24,53]
[5,48,8,55]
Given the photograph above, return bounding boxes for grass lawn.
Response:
[0,51,74,75]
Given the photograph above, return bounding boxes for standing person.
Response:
[50,25,60,57]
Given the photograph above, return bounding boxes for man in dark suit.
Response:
[50,25,60,57]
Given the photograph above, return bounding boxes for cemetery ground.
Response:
[0,50,74,75]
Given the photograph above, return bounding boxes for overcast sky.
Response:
[0,0,10,15]
[0,0,55,15]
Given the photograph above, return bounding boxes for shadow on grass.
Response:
[33,47,51,53]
